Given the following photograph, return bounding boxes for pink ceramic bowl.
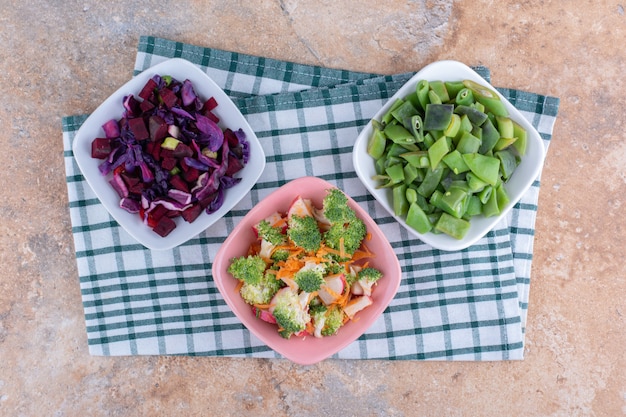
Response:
[212,176,402,365]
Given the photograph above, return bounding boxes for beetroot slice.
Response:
[182,167,200,183]
[91,138,111,159]
[203,96,218,112]
[152,216,176,237]
[225,154,245,176]
[128,117,149,141]
[159,88,178,108]
[138,78,158,101]
[140,100,155,113]
[149,204,169,221]
[161,156,177,171]
[182,203,203,223]
[207,111,219,124]
[172,143,193,158]
[169,175,190,193]
[149,115,168,142]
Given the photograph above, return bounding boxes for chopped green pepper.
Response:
[495,116,514,138]
[393,184,409,216]
[417,165,446,198]
[479,118,500,154]
[444,114,462,138]
[367,127,387,159]
[455,87,474,106]
[382,99,404,125]
[445,81,465,100]
[454,105,488,126]
[391,100,420,130]
[429,80,450,103]
[428,136,450,170]
[435,212,471,240]
[385,163,405,184]
[416,80,430,110]
[400,151,430,168]
[481,188,500,217]
[495,149,518,180]
[466,172,489,192]
[403,163,419,185]
[463,79,509,117]
[384,123,415,146]
[456,131,482,154]
[512,121,528,155]
[463,153,501,186]
[406,202,433,234]
[424,104,455,131]
[442,150,470,175]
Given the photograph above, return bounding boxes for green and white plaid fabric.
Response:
[62,36,559,361]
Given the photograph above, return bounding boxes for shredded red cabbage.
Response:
[90,74,250,237]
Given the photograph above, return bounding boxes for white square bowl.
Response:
[72,58,265,251]
[353,60,545,251]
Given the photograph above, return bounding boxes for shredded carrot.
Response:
[350,243,375,261]
[234,280,244,294]
[317,244,342,257]
[339,237,346,259]
[276,257,304,280]
[272,216,288,229]
[305,320,315,335]
[334,287,352,308]
[248,242,261,256]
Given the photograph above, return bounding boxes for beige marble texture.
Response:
[0,0,624,416]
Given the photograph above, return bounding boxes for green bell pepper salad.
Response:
[367,78,527,242]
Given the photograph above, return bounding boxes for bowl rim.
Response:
[72,57,266,251]
[211,176,402,365]
[353,60,545,251]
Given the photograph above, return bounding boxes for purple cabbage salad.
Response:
[90,74,250,237]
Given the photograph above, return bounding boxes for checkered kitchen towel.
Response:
[62,36,559,360]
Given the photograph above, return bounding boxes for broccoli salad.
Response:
[227,188,383,339]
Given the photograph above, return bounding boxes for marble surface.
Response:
[1,1,624,415]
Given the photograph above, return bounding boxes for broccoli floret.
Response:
[324,260,345,275]
[309,303,326,320]
[319,189,368,259]
[271,288,310,339]
[357,267,383,284]
[322,188,356,224]
[287,215,322,253]
[227,255,266,285]
[294,268,324,293]
[256,220,286,246]
[354,266,383,296]
[270,249,290,262]
[322,305,344,336]
[310,304,344,337]
[345,269,359,286]
[323,217,367,258]
[239,271,282,305]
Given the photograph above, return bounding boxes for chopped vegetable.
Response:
[91,74,250,237]
[367,79,526,240]
[227,188,383,339]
